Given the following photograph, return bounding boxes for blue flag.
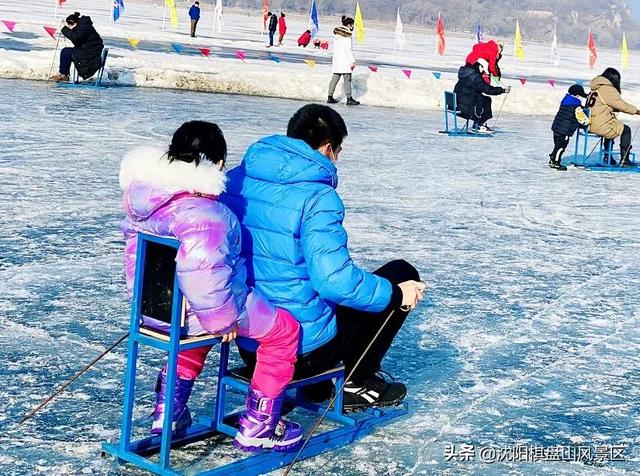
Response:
[475,23,482,43]
[310,0,319,37]
[113,0,124,22]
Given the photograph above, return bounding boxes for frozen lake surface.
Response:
[1,79,639,475]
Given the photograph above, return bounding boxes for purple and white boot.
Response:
[150,370,194,435]
[233,388,304,452]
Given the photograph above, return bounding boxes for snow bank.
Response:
[2,0,640,118]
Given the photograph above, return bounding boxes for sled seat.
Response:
[442,91,471,135]
[102,232,407,476]
[71,48,109,87]
[566,125,638,171]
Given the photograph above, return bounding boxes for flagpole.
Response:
[308,0,312,33]
[162,2,167,30]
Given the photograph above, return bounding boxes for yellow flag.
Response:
[354,2,365,45]
[304,59,316,68]
[621,32,629,70]
[166,0,178,28]
[514,20,525,61]
[128,38,140,49]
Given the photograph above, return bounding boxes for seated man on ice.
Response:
[223,104,426,411]
[453,59,510,134]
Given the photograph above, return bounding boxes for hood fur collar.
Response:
[119,146,226,196]
[334,26,353,38]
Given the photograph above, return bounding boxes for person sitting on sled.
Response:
[453,59,510,134]
[223,104,426,412]
[50,12,104,82]
[120,121,304,452]
[548,84,590,171]
[588,67,640,167]
[465,39,503,81]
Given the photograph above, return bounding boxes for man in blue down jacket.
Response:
[224,104,425,411]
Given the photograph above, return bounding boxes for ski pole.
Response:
[282,302,419,476]
[46,28,63,84]
[492,85,509,130]
[18,332,129,426]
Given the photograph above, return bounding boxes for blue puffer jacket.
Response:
[223,135,393,354]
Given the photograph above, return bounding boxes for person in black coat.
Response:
[267,12,278,47]
[548,84,590,170]
[453,60,509,133]
[50,12,104,82]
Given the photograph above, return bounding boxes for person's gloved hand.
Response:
[503,85,511,94]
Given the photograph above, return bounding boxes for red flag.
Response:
[43,26,57,39]
[588,30,597,68]
[436,14,445,55]
[58,0,66,5]
[262,0,269,31]
[368,65,378,72]
[519,77,527,85]
[548,79,556,87]
[235,50,246,61]
[198,47,211,57]
[1,20,16,32]
[402,69,412,79]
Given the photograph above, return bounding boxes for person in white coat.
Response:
[327,16,360,106]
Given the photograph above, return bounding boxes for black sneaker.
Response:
[548,159,567,171]
[346,97,361,106]
[327,96,339,104]
[341,372,407,412]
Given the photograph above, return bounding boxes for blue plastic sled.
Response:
[57,48,109,89]
[440,91,494,137]
[564,125,640,172]
[101,232,408,476]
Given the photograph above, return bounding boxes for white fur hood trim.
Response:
[119,146,226,195]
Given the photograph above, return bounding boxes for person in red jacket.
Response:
[298,29,311,47]
[466,40,503,80]
[278,12,287,45]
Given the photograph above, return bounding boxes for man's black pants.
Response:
[238,259,420,386]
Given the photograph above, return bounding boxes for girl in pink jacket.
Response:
[120,121,303,452]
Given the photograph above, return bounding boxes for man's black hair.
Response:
[286,104,348,150]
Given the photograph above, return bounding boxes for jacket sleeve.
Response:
[61,25,90,45]
[173,215,239,335]
[472,73,504,96]
[605,88,638,115]
[300,188,393,312]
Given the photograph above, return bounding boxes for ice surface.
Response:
[2,0,640,116]
[1,78,639,475]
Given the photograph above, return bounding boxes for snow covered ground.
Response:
[1,78,639,475]
[2,0,640,115]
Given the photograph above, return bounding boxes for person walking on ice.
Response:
[266,12,278,47]
[189,1,200,38]
[120,121,304,452]
[278,12,287,46]
[548,84,590,171]
[327,16,360,106]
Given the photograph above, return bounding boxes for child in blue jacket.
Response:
[549,84,590,170]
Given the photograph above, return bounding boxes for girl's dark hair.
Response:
[602,67,621,93]
[342,16,355,27]
[66,12,81,25]
[168,121,227,166]
[287,104,348,150]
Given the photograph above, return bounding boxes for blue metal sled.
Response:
[440,91,494,137]
[57,48,109,89]
[102,232,408,476]
[565,125,640,172]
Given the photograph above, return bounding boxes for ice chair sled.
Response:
[441,91,492,136]
[565,124,639,172]
[102,232,408,476]
[63,48,109,88]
